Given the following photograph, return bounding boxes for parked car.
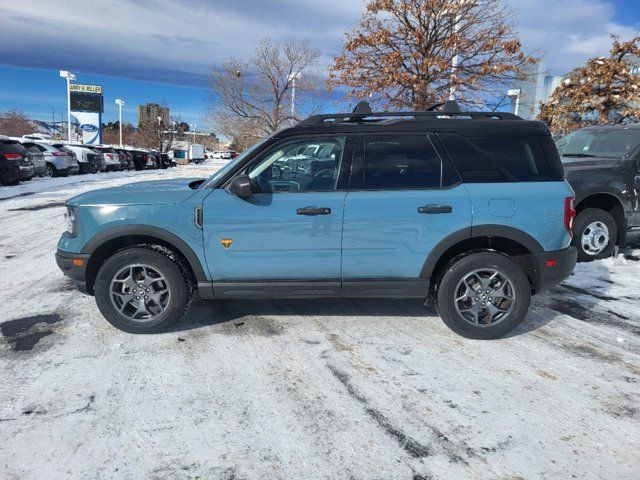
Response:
[114,148,133,170]
[63,144,106,173]
[22,133,54,142]
[212,150,232,160]
[56,102,577,339]
[128,150,149,171]
[90,146,122,172]
[556,124,640,261]
[31,142,79,177]
[159,153,173,169]
[0,135,33,185]
[15,140,47,176]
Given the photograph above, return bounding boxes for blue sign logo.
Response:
[80,123,98,132]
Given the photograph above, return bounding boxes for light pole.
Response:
[115,99,125,147]
[448,0,477,101]
[190,124,197,144]
[288,72,301,117]
[507,88,521,116]
[59,70,76,141]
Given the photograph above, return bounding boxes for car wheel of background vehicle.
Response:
[91,163,98,174]
[44,163,56,177]
[435,251,531,340]
[571,208,617,262]
[94,246,193,334]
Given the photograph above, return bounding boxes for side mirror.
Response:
[634,174,640,190]
[229,174,253,198]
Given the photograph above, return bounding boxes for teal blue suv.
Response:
[56,102,578,339]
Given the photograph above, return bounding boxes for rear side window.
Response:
[362,134,454,189]
[439,133,562,182]
[0,140,25,154]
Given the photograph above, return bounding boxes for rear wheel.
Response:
[44,163,56,178]
[94,247,193,333]
[572,208,617,261]
[436,251,531,339]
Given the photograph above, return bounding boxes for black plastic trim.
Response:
[81,225,208,282]
[55,249,91,294]
[533,247,577,292]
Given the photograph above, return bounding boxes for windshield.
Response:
[556,128,640,158]
[200,139,269,189]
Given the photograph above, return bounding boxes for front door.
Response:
[202,135,351,292]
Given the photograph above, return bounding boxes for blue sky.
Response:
[0,0,638,129]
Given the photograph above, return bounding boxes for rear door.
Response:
[341,133,472,295]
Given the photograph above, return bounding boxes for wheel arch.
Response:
[82,225,207,295]
[574,192,626,246]
[422,226,543,295]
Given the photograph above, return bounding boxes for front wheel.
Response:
[44,163,56,177]
[436,252,531,339]
[571,208,617,261]
[94,247,193,333]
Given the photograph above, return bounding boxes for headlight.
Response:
[64,207,77,236]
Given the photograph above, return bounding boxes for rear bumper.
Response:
[533,247,577,292]
[19,165,36,179]
[55,249,91,295]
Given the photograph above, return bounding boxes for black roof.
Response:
[277,101,551,138]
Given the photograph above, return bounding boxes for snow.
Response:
[0,165,639,479]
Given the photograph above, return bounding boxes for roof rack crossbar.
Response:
[297,110,521,127]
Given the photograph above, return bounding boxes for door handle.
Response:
[418,205,452,214]
[297,206,331,216]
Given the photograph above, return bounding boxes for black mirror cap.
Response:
[230,174,253,198]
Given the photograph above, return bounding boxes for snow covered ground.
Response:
[0,164,638,479]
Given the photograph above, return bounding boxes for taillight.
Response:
[3,153,22,160]
[564,197,576,234]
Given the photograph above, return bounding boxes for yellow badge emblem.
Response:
[219,239,233,249]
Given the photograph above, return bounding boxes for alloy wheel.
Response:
[109,264,171,321]
[454,269,515,327]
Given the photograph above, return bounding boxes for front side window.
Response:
[362,134,451,189]
[247,137,345,193]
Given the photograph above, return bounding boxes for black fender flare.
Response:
[420,225,544,279]
[81,224,208,282]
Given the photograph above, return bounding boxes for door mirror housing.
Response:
[634,174,640,190]
[229,174,253,198]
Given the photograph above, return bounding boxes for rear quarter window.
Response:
[438,133,563,182]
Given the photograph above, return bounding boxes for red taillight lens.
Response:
[3,153,22,160]
[564,197,576,234]
[52,151,67,156]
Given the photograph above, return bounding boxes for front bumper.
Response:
[533,247,578,293]
[56,249,91,295]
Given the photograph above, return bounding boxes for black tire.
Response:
[94,246,193,334]
[571,208,617,262]
[45,163,57,178]
[435,251,531,340]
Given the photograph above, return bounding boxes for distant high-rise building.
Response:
[137,103,169,128]
[509,60,564,120]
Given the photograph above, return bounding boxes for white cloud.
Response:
[0,0,637,85]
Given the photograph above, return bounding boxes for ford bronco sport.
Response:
[56,102,577,339]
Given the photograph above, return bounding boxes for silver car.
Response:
[14,140,47,176]
[32,142,79,177]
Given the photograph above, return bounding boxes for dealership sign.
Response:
[70,83,103,144]
[69,84,103,94]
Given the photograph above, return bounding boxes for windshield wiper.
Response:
[562,153,597,158]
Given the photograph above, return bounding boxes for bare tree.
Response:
[328,0,534,110]
[209,38,321,141]
[0,109,34,137]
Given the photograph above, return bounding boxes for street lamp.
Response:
[59,70,76,141]
[288,72,301,117]
[115,99,125,147]
[447,0,478,101]
[507,88,521,116]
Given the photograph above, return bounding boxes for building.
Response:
[137,103,169,128]
[509,60,564,120]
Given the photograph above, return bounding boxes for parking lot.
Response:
[0,163,639,479]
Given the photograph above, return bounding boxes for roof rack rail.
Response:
[297,100,521,127]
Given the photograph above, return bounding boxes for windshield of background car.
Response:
[200,139,269,189]
[556,129,640,158]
